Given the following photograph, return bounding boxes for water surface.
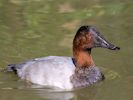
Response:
[0,0,133,100]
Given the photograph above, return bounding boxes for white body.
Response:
[17,56,76,90]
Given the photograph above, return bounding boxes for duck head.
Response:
[73,25,120,67]
[73,25,120,51]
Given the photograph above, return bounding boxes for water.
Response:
[0,0,133,100]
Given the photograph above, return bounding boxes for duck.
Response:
[7,25,120,90]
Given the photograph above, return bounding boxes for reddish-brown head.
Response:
[73,26,120,68]
[73,26,94,51]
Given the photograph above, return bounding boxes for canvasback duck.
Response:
[7,25,120,90]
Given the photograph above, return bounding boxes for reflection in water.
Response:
[35,85,100,100]
[37,90,75,100]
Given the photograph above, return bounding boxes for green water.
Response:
[0,0,133,100]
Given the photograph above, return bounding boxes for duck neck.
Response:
[73,48,95,68]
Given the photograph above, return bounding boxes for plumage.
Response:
[7,25,120,90]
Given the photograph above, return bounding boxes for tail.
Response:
[7,64,17,74]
